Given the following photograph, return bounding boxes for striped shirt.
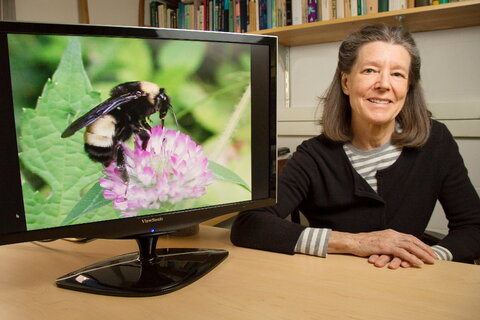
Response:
[343,141,402,193]
[294,141,452,261]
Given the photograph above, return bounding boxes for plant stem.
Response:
[211,85,250,162]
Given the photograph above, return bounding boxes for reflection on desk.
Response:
[0,225,478,320]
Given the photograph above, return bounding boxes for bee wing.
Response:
[61,92,143,138]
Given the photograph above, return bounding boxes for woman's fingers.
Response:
[392,235,436,265]
[355,229,436,266]
[368,254,380,264]
[368,254,413,269]
[374,255,393,268]
[391,247,425,266]
[400,260,411,268]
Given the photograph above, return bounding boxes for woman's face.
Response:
[341,41,410,128]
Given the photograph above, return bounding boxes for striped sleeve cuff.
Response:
[431,245,453,261]
[294,227,331,258]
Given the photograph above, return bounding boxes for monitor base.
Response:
[56,235,228,297]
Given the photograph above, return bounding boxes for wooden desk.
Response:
[0,226,478,320]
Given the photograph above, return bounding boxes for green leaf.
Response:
[208,160,251,193]
[19,37,107,230]
[60,182,111,226]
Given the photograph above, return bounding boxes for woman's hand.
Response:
[328,229,437,267]
[368,254,411,269]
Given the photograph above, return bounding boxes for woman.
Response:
[230,24,480,269]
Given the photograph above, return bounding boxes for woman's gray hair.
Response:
[320,24,431,147]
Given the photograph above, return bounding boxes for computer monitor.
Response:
[0,21,276,297]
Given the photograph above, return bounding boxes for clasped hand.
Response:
[329,229,437,269]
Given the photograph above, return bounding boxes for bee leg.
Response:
[141,119,151,131]
[114,144,129,184]
[137,128,150,150]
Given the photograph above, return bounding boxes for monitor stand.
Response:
[55,233,228,297]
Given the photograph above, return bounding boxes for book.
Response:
[277,0,287,27]
[235,0,241,32]
[366,0,377,14]
[158,3,166,27]
[414,0,430,6]
[350,0,358,16]
[291,0,303,24]
[361,0,367,15]
[249,0,258,31]
[285,0,293,25]
[337,0,344,18]
[198,2,205,30]
[378,0,389,12]
[151,1,160,27]
[208,0,213,30]
[229,0,234,32]
[258,0,268,29]
[240,0,248,32]
[344,0,352,18]
[390,0,407,10]
[307,0,318,22]
[329,0,337,19]
[321,0,330,21]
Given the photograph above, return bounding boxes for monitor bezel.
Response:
[0,21,277,245]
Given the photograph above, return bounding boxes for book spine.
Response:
[330,0,337,19]
[336,0,344,18]
[256,0,264,29]
[389,0,397,10]
[229,0,235,32]
[291,0,303,24]
[151,1,159,27]
[268,0,273,29]
[350,0,357,16]
[248,0,258,31]
[321,0,330,21]
[273,0,278,27]
[224,0,230,32]
[240,0,248,32]
[378,0,389,12]
[285,0,293,25]
[208,0,213,30]
[344,0,351,18]
[366,0,377,14]
[276,0,284,27]
[203,0,208,30]
[307,0,318,23]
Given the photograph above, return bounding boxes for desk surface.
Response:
[0,226,478,320]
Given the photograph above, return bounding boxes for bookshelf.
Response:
[249,1,480,47]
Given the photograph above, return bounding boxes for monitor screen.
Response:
[0,21,276,296]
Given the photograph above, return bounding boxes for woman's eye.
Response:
[363,68,374,73]
[393,72,406,78]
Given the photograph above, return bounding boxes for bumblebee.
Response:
[61,81,175,181]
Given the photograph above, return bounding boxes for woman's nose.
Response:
[375,72,390,90]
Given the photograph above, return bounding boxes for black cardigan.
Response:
[231,121,480,262]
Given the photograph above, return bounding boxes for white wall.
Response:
[14,0,79,23]
[14,0,139,26]
[278,26,480,235]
